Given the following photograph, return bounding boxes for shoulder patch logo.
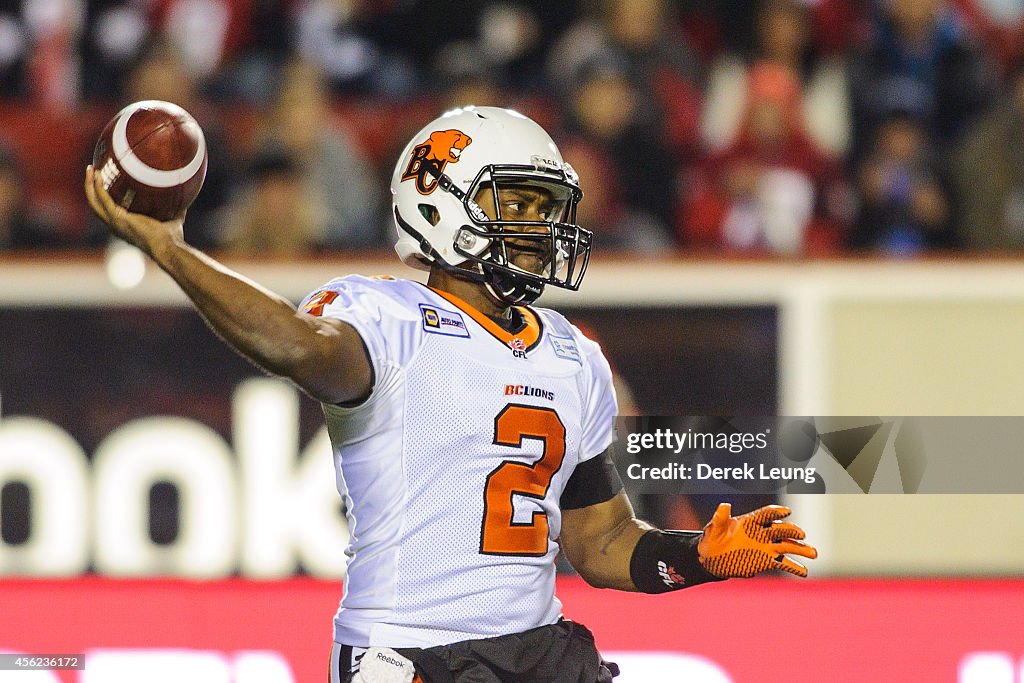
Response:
[401,129,473,195]
[550,335,581,364]
[419,304,470,338]
[509,337,528,359]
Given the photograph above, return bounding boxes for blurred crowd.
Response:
[3,0,1024,256]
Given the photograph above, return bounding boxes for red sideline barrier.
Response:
[1,577,1022,682]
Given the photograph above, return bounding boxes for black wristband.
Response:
[628,529,726,593]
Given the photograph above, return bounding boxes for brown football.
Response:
[92,100,208,221]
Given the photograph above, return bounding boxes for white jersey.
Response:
[299,275,618,648]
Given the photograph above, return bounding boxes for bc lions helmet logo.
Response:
[401,129,473,195]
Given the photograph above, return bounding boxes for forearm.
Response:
[562,491,658,591]
[84,164,369,404]
[150,236,347,399]
[562,492,725,593]
[575,517,653,591]
[572,516,725,593]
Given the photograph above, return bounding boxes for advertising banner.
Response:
[1,578,1022,682]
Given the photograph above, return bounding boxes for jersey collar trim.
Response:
[428,287,542,351]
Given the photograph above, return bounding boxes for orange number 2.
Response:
[480,405,566,556]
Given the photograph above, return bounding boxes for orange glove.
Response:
[697,503,818,578]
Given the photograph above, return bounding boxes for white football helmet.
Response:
[391,106,592,305]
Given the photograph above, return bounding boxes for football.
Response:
[92,100,208,221]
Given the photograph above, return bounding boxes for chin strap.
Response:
[484,266,544,306]
[436,260,542,307]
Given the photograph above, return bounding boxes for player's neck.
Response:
[427,268,512,323]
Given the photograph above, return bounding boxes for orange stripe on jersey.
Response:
[301,290,339,316]
[429,287,541,350]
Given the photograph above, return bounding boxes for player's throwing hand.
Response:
[84,164,185,256]
[697,503,818,578]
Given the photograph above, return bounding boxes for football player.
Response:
[85,106,817,683]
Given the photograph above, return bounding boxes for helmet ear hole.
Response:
[418,204,441,226]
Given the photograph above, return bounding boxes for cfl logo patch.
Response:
[658,560,685,588]
[509,338,527,359]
